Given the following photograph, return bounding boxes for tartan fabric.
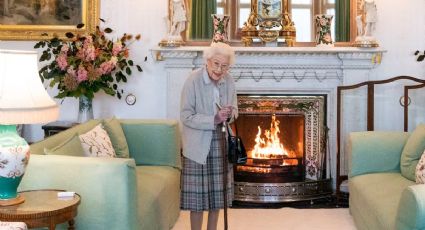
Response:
[181,128,233,211]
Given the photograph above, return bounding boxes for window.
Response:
[217,0,225,14]
[289,0,336,42]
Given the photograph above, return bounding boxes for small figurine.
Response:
[364,0,377,37]
[355,15,363,37]
[353,0,379,47]
[159,0,187,47]
[169,0,187,39]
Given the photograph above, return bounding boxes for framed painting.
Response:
[0,0,99,40]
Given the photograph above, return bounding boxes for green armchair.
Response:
[348,131,425,230]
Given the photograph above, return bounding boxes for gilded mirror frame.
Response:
[0,0,99,40]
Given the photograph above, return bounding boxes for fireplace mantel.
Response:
[152,46,385,117]
[152,46,385,185]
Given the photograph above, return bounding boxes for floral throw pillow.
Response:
[79,124,116,158]
[416,150,425,184]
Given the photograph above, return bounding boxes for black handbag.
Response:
[226,122,247,164]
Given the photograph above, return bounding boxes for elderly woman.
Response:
[180,42,238,230]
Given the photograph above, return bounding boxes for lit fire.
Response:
[250,114,295,159]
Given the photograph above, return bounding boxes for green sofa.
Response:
[348,131,425,230]
[19,119,182,230]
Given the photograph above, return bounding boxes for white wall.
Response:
[372,0,425,131]
[1,0,424,142]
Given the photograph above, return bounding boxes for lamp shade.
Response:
[0,49,59,124]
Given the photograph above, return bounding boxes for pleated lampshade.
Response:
[0,49,59,124]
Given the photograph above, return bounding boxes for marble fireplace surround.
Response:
[152,46,385,186]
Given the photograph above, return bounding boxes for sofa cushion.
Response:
[136,166,180,230]
[121,120,181,168]
[30,120,101,155]
[349,172,415,230]
[44,134,85,157]
[103,117,130,158]
[401,124,425,181]
[79,124,116,157]
[416,151,425,184]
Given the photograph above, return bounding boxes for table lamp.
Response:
[0,50,59,206]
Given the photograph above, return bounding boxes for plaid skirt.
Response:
[181,128,233,212]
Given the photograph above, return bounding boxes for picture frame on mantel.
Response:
[0,0,99,40]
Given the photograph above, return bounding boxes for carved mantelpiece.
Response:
[151,46,385,186]
[153,46,383,83]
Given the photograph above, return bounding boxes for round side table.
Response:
[0,189,81,230]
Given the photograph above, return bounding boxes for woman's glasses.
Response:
[210,60,230,71]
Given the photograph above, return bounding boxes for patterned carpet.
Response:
[172,207,357,230]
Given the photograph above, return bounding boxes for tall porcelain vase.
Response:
[315,14,334,47]
[77,95,94,123]
[211,14,230,43]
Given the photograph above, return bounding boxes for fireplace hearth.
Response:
[233,95,332,203]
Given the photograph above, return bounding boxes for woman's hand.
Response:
[214,107,232,125]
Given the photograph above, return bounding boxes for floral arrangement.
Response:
[35,21,143,99]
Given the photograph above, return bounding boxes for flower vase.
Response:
[77,95,94,123]
[211,14,230,43]
[315,14,334,47]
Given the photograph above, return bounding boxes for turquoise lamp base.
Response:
[0,194,25,206]
[0,125,30,206]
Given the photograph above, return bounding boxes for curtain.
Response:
[335,0,350,42]
[189,0,217,40]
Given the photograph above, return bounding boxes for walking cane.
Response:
[216,103,229,230]
[221,121,229,230]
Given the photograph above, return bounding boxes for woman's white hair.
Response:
[203,42,235,65]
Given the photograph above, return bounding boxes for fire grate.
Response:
[234,179,332,203]
[235,157,304,183]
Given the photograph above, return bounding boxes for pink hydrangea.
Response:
[56,54,68,71]
[98,57,118,75]
[84,36,93,46]
[83,45,96,62]
[112,42,123,56]
[77,66,88,82]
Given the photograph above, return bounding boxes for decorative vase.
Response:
[211,14,230,43]
[0,125,29,205]
[77,95,94,123]
[315,14,333,47]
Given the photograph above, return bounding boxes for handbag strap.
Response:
[226,116,239,136]
[233,116,239,136]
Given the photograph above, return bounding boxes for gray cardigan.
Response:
[180,67,238,164]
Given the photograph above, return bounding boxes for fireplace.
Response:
[233,95,332,203]
[235,107,305,183]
